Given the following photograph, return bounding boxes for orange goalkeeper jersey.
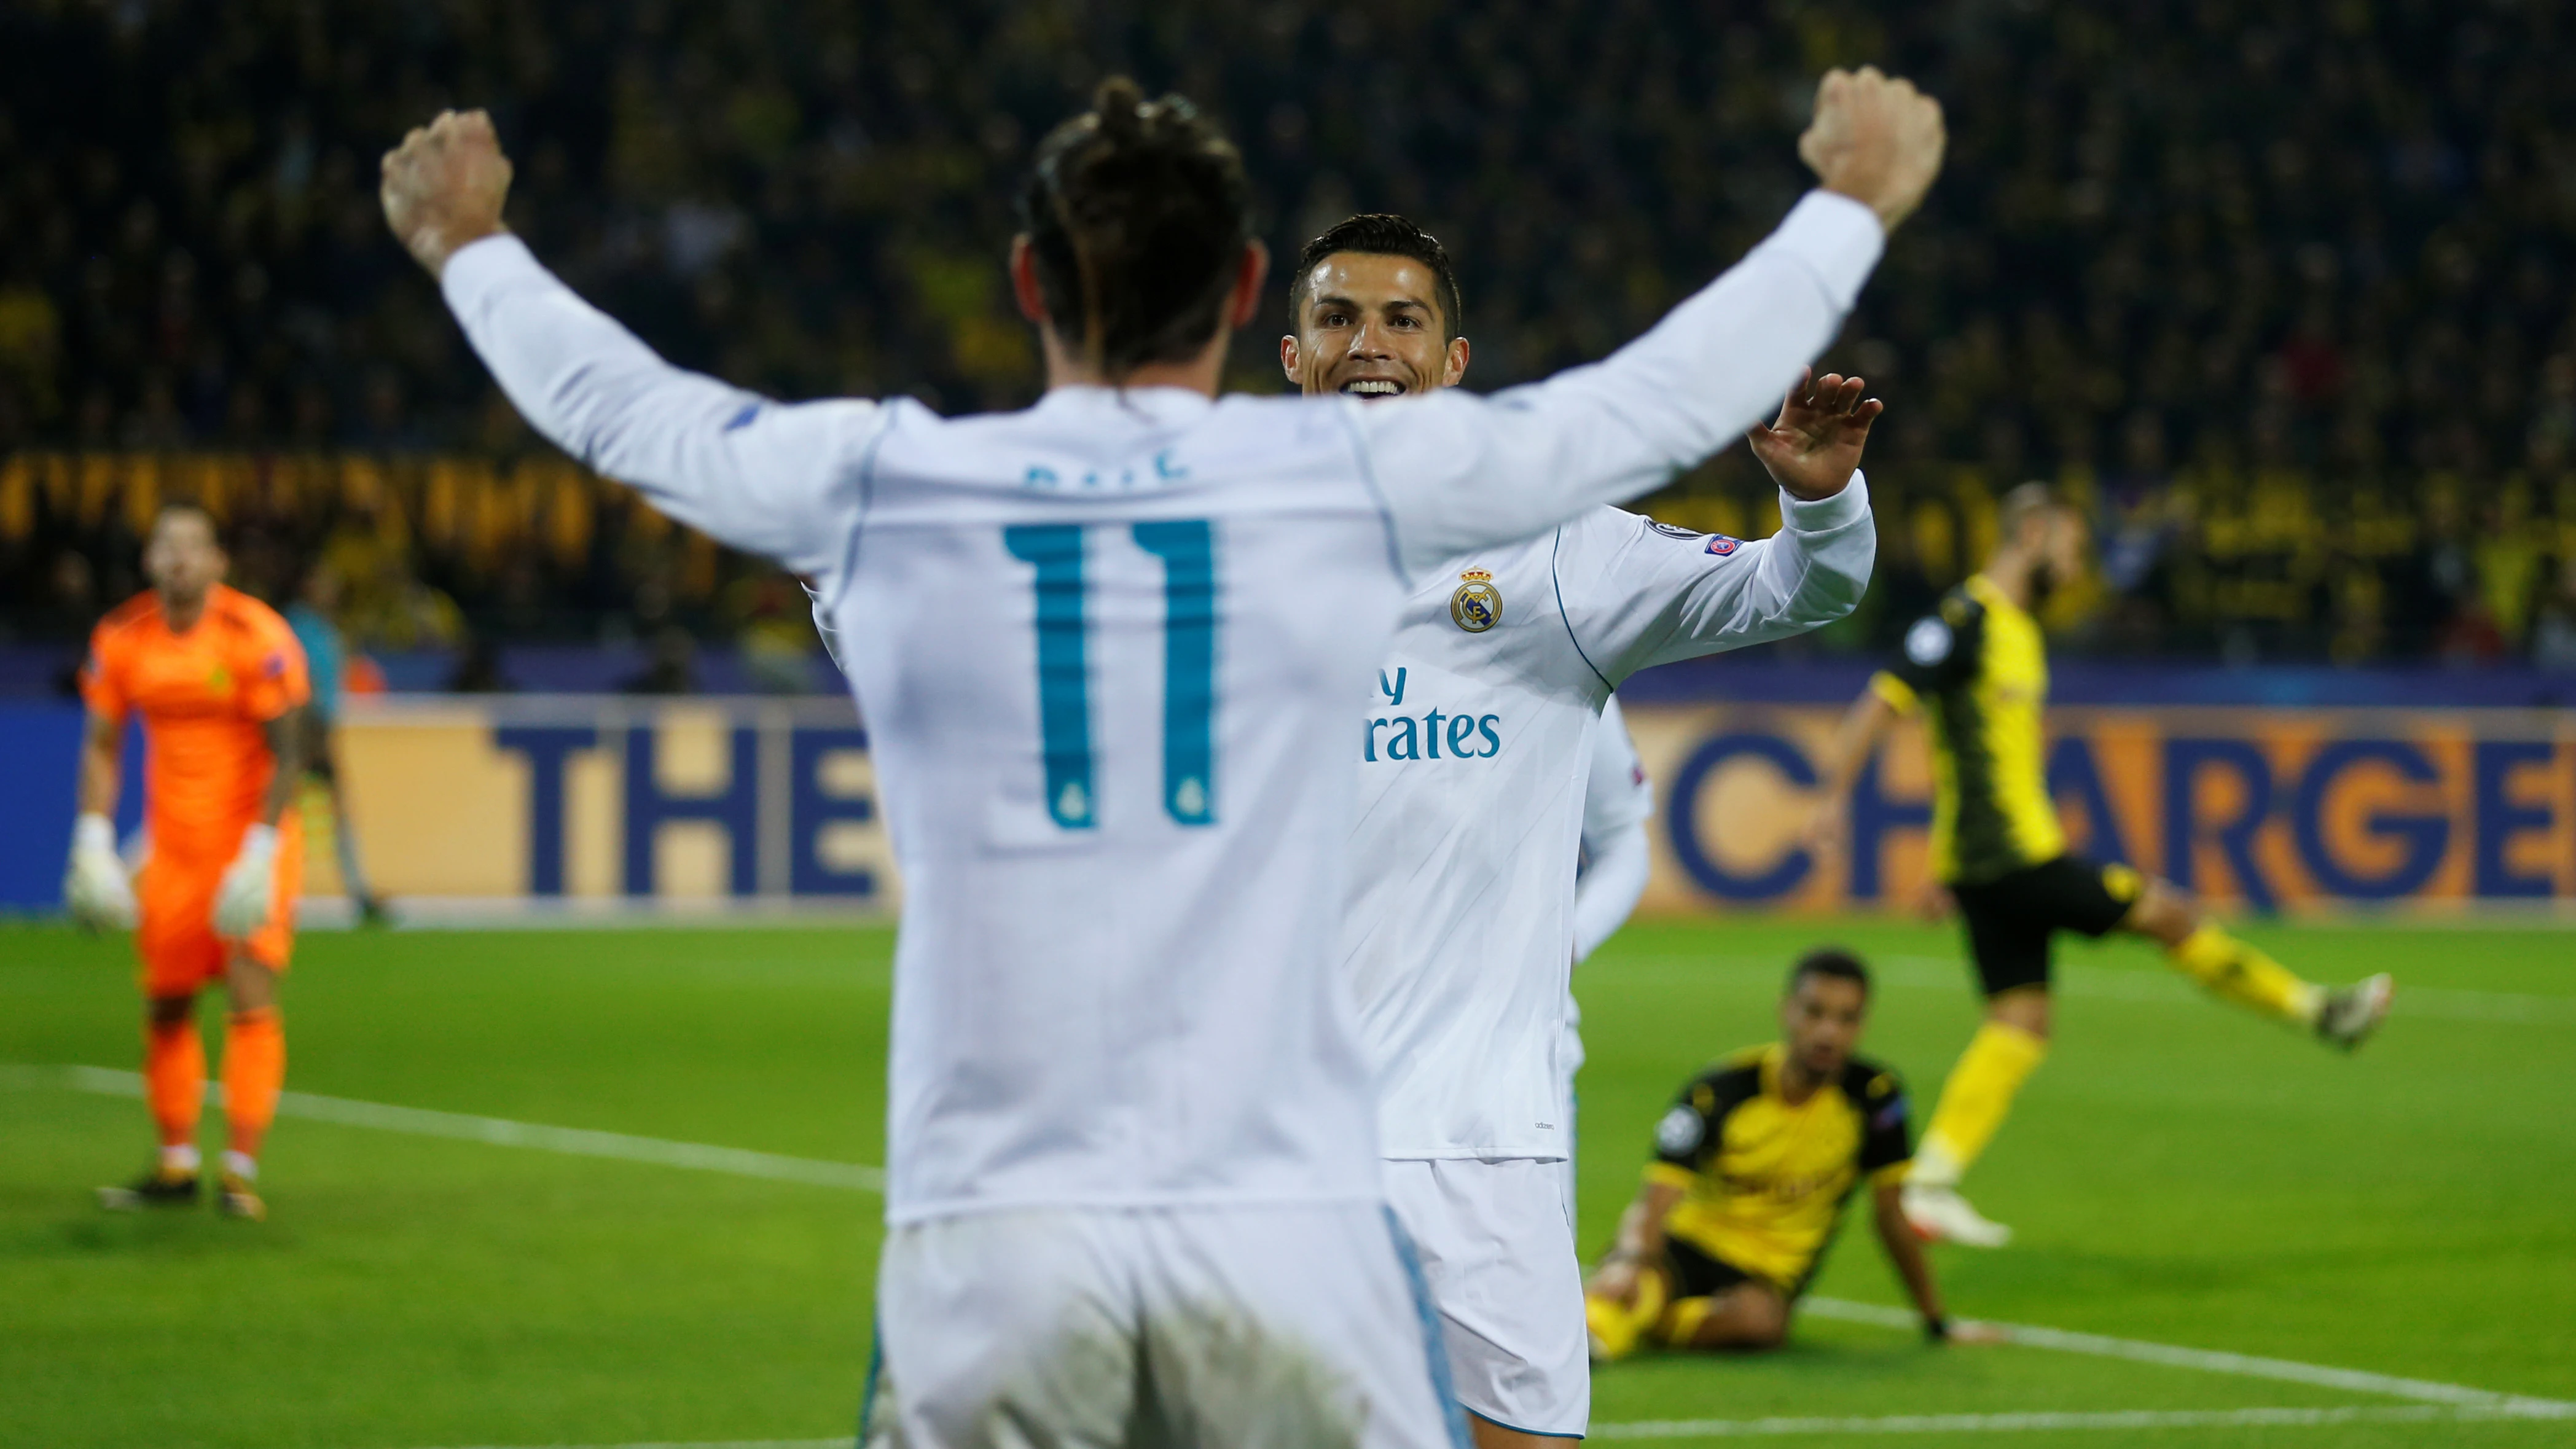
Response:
[80,585,310,860]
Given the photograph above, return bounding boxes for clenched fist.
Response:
[1799,67,1947,233]
[382,108,514,276]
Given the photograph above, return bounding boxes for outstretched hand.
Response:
[1747,368,1882,502]
[382,109,514,277]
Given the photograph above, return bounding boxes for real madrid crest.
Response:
[1450,568,1502,633]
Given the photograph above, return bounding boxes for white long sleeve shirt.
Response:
[1342,480,1871,1162]
[437,189,1884,1222]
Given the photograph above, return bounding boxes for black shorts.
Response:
[1949,854,2142,996]
[1664,1234,1769,1301]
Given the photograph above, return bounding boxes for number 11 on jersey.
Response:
[1003,521,1218,830]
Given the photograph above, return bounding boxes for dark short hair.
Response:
[1016,77,1253,381]
[1289,213,1465,342]
[1787,947,1871,997]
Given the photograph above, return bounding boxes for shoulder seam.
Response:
[1551,525,1615,694]
[822,402,902,615]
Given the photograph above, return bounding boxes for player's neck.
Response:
[157,587,211,633]
[1775,1053,1825,1104]
[1039,326,1232,399]
[1979,554,2037,612]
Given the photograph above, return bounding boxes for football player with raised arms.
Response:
[1282,218,1893,1441]
[382,66,1942,1447]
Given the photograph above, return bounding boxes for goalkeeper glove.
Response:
[213,823,281,938]
[64,813,138,931]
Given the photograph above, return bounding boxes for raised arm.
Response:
[383,111,879,580]
[1360,68,1943,571]
[1629,364,1886,666]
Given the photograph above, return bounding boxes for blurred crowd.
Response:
[4,0,2575,670]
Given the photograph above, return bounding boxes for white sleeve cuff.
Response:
[1780,470,1871,532]
[438,232,546,314]
[1758,190,1887,314]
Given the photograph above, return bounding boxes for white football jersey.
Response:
[1344,490,1873,1161]
[439,190,1884,1222]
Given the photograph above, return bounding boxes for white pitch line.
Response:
[419,1442,847,1449]
[1799,1299,2574,1415]
[1591,1402,2569,1439]
[14,1064,2570,1422]
[408,1402,2572,1449]
[10,1064,883,1193]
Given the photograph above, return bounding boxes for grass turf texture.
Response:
[0,918,2567,1448]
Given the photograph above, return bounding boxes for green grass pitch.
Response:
[2,916,2570,1448]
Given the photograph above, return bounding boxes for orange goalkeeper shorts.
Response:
[135,815,303,997]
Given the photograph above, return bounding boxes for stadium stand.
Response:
[3,1,2574,666]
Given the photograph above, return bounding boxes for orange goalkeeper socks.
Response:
[221,1007,286,1160]
[143,1018,205,1150]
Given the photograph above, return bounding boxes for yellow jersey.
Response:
[1869,573,2065,885]
[1645,1044,1911,1293]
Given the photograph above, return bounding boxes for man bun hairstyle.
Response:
[1787,945,1871,996]
[1291,213,1465,341]
[1018,77,1253,381]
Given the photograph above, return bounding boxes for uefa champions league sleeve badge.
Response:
[1449,569,1502,633]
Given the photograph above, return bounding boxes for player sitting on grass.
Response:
[1803,483,2395,1249]
[68,503,309,1222]
[1584,948,1988,1357]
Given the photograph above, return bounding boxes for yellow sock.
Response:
[2167,925,2323,1027]
[1916,1021,2049,1185]
[1584,1268,1668,1361]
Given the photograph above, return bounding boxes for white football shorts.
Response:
[1382,1157,1589,1439]
[864,1202,1471,1449]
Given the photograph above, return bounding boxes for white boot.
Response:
[1902,1181,2014,1248]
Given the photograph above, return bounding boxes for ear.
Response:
[1224,240,1270,330]
[1008,235,1049,325]
[1279,333,1302,384]
[1443,335,1470,388]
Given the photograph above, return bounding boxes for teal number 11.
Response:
[1003,521,1217,830]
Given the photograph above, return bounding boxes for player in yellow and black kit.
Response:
[1584,950,1990,1357]
[1807,483,2394,1248]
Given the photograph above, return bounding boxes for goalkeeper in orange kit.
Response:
[65,503,308,1221]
